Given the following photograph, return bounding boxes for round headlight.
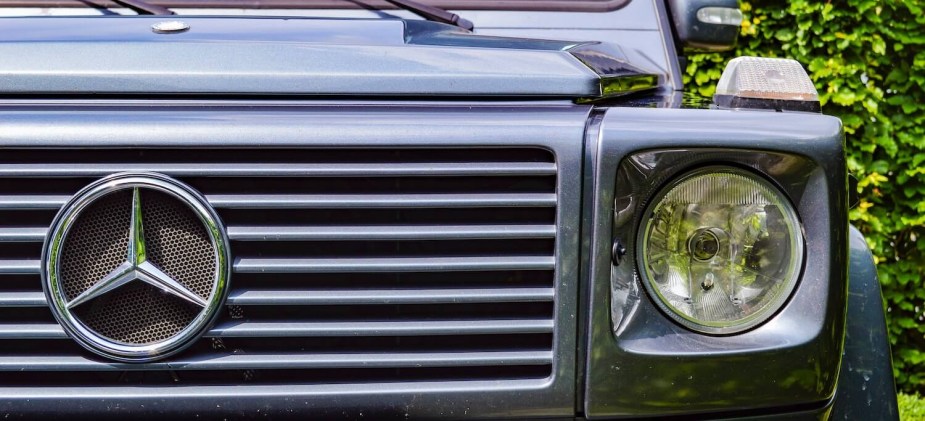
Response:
[638,167,804,334]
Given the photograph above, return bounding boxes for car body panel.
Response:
[0,99,589,418]
[830,226,899,419]
[0,16,665,98]
[583,107,848,417]
[0,0,899,418]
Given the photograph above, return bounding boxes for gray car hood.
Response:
[0,16,662,98]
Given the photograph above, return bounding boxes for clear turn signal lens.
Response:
[715,56,818,102]
[639,167,804,334]
[696,7,744,26]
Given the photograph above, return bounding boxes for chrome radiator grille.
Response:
[0,148,557,385]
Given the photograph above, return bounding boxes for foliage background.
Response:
[900,393,925,421]
[683,0,925,393]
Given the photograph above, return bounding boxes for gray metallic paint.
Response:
[0,99,893,417]
[0,100,588,419]
[0,0,679,95]
[654,0,684,91]
[582,107,848,417]
[0,16,660,98]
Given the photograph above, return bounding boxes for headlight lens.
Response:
[639,167,803,334]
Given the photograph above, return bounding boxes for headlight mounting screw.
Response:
[612,239,627,266]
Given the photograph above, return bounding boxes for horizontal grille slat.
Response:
[0,224,559,243]
[0,323,65,339]
[207,319,555,338]
[0,193,556,210]
[0,288,555,307]
[208,193,557,209]
[0,259,40,274]
[0,162,557,178]
[233,256,556,273]
[0,291,45,307]
[0,195,69,210]
[0,319,555,339]
[0,227,46,242]
[227,224,556,241]
[226,287,555,306]
[0,350,554,372]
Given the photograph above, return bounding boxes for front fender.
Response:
[831,225,898,419]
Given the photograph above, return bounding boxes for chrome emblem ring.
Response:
[42,173,230,362]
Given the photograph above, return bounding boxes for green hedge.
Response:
[684,0,925,392]
[900,393,925,420]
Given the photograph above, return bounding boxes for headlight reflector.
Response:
[639,167,803,334]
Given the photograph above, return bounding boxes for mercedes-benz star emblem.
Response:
[42,173,230,362]
[66,188,209,309]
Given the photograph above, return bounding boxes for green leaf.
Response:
[685,1,925,394]
[775,28,795,42]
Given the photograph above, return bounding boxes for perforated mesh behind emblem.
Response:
[59,190,132,301]
[143,190,217,300]
[73,282,200,344]
[55,187,219,346]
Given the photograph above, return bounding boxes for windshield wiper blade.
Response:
[385,0,473,31]
[110,0,174,15]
